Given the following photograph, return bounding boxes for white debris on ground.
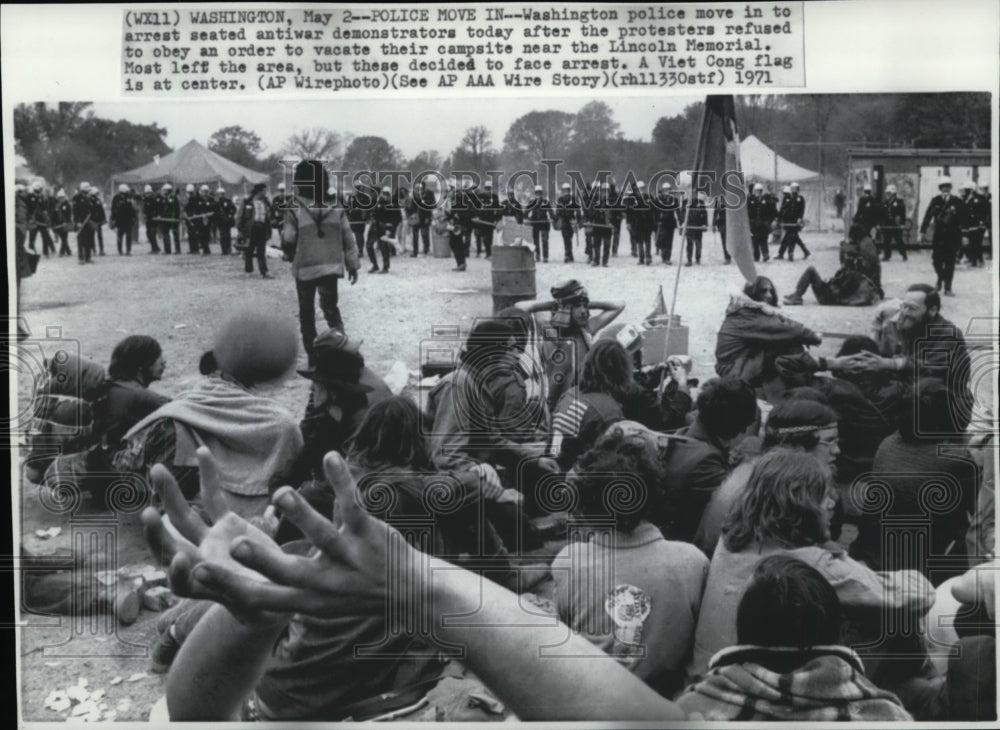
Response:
[43,676,123,722]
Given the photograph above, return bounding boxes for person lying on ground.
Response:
[782,223,883,306]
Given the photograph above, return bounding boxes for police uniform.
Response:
[26,188,55,256]
[654,188,679,263]
[963,188,989,266]
[407,184,435,256]
[625,187,656,264]
[747,188,776,262]
[185,189,214,254]
[712,204,731,263]
[587,187,614,267]
[524,191,553,262]
[215,192,237,255]
[919,184,967,294]
[683,194,709,265]
[445,185,473,270]
[52,194,73,256]
[472,186,502,258]
[365,191,402,273]
[853,191,882,237]
[554,187,581,263]
[90,193,107,255]
[776,189,809,260]
[111,188,137,255]
[156,188,182,254]
[141,188,159,252]
[881,192,908,261]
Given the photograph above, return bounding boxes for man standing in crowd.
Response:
[747,182,775,262]
[525,184,553,263]
[110,184,137,255]
[776,182,809,261]
[52,189,73,256]
[444,177,473,272]
[26,181,55,257]
[239,182,273,278]
[90,188,107,255]
[609,178,625,257]
[407,180,434,257]
[187,184,215,255]
[684,190,709,266]
[554,182,581,264]
[961,180,988,267]
[214,187,236,256]
[853,183,882,238]
[365,186,401,274]
[155,184,182,255]
[880,184,908,261]
[626,181,655,265]
[834,188,846,218]
[270,181,294,237]
[142,184,159,253]
[344,186,369,263]
[181,184,197,252]
[72,182,92,262]
[588,182,615,267]
[655,181,678,265]
[472,180,502,259]
[920,177,966,296]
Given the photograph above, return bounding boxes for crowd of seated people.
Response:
[22,273,995,722]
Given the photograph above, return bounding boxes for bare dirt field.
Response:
[15,227,995,721]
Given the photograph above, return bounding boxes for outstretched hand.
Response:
[140,447,288,627]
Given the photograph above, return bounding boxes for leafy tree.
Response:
[502,110,575,166]
[405,150,443,178]
[208,125,264,169]
[340,136,403,177]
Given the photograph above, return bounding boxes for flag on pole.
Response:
[644,284,671,327]
[692,96,757,283]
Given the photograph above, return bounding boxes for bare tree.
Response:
[280,128,350,165]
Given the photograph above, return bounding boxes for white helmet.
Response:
[484,180,493,188]
[885,185,897,194]
[753,183,763,191]
[144,184,153,193]
[782,185,792,194]
[938,176,952,188]
[277,182,286,191]
[57,189,66,198]
[32,181,43,191]
[960,180,974,190]
[80,182,91,191]
[561,182,571,190]
[162,183,173,192]
[863,184,872,192]
[200,184,210,192]
[185,183,195,193]
[533,184,543,192]
[119,184,129,192]
[790,181,800,189]
[381,185,391,194]
[216,186,225,194]
[636,181,646,189]
[661,181,673,191]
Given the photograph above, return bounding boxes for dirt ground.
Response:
[15,226,995,721]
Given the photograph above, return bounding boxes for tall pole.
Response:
[818,136,825,232]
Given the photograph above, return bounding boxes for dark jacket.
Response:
[658,419,730,543]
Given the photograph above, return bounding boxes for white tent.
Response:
[739,135,826,231]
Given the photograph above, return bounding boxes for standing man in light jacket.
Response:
[284,160,361,365]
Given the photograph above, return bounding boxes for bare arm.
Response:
[585,299,626,334]
[514,299,557,314]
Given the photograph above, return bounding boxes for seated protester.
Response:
[966,439,995,565]
[689,449,936,684]
[41,336,171,500]
[678,555,912,721]
[864,283,974,429]
[552,421,709,699]
[103,335,170,447]
[295,329,391,482]
[515,279,625,412]
[597,323,693,432]
[495,306,552,437]
[782,223,883,306]
[115,310,303,514]
[694,399,840,558]
[278,395,511,577]
[714,276,822,402]
[427,319,553,474]
[656,376,757,543]
[859,378,977,583]
[24,351,107,483]
[550,339,631,470]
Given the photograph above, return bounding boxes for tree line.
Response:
[14,93,989,193]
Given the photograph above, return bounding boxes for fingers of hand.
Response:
[150,464,208,544]
[321,452,365,532]
[230,536,316,589]
[273,485,347,559]
[195,447,230,521]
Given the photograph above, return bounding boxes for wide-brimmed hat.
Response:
[297,329,373,393]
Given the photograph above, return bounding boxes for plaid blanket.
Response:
[678,645,912,721]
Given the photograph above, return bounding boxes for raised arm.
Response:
[585,299,626,334]
[514,298,557,315]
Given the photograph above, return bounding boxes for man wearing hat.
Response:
[960,180,988,267]
[525,184,553,262]
[72,183,94,262]
[296,329,390,480]
[586,182,615,267]
[26,181,55,257]
[141,184,160,253]
[111,184,138,255]
[625,180,656,264]
[406,180,435,257]
[853,183,881,238]
[183,184,211,255]
[213,187,236,256]
[472,180,502,259]
[154,184,182,254]
[239,183,273,277]
[880,184,908,261]
[89,188,108,256]
[444,177,473,271]
[654,181,679,264]
[52,189,73,256]
[270,181,294,234]
[776,183,809,261]
[683,190,709,266]
[554,182,581,263]
[365,186,402,274]
[747,182,776,262]
[515,279,625,410]
[919,177,967,296]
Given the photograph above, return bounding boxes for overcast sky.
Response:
[90,96,698,161]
